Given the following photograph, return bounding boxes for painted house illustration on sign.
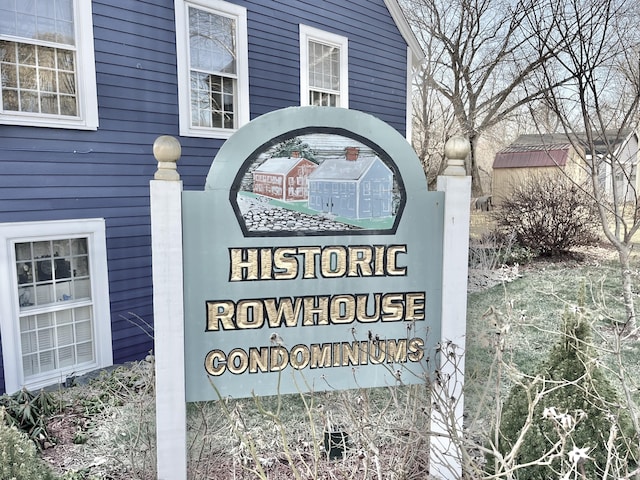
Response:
[253,153,317,201]
[308,147,393,219]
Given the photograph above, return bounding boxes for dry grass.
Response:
[40,364,434,479]
[33,235,640,479]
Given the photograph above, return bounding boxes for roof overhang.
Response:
[384,0,425,64]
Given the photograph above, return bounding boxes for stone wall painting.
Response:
[231,130,405,236]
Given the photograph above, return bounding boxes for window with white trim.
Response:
[0,0,98,129]
[0,219,112,393]
[175,0,249,139]
[299,25,348,108]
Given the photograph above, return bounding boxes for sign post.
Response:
[431,138,472,478]
[151,136,187,480]
[150,107,471,479]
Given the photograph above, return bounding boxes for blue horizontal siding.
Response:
[240,0,410,132]
[0,0,412,393]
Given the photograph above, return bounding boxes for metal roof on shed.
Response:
[493,145,570,169]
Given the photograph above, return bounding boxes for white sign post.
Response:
[431,137,472,479]
[151,135,187,480]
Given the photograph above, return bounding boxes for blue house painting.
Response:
[308,147,393,219]
[0,0,423,394]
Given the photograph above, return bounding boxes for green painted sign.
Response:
[182,107,444,401]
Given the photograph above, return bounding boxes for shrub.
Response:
[1,388,60,448]
[469,230,535,269]
[492,175,600,256]
[491,307,636,478]
[0,408,58,480]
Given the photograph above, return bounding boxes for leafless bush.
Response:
[69,361,157,480]
[468,230,535,270]
[492,175,600,256]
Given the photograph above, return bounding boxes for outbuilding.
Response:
[492,134,587,204]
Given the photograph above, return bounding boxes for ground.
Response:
[30,243,624,479]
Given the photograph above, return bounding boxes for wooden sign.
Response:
[182,107,444,400]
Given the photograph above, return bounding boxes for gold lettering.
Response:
[207,292,420,330]
[381,293,404,321]
[347,246,373,276]
[249,347,269,373]
[227,348,249,374]
[386,245,407,276]
[204,349,226,376]
[342,341,361,366]
[321,246,347,278]
[206,301,236,331]
[386,339,408,363]
[270,346,289,371]
[228,244,409,281]
[359,341,369,364]
[236,299,264,329]
[356,293,381,322]
[273,247,298,280]
[408,337,425,362]
[205,339,422,377]
[260,248,273,280]
[405,292,425,321]
[302,296,329,326]
[330,295,356,324]
[230,248,259,281]
[310,343,332,368]
[374,246,386,275]
[333,343,341,367]
[290,344,311,370]
[265,297,303,328]
[297,246,321,279]
[369,340,385,364]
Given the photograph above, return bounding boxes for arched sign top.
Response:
[181,106,444,400]
[205,107,427,237]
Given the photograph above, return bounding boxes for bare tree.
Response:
[411,34,457,189]
[403,0,567,195]
[525,0,640,329]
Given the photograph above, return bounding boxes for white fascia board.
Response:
[384,0,425,64]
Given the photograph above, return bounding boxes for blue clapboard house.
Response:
[0,0,423,394]
[308,148,394,219]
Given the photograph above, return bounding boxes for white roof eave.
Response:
[384,0,425,63]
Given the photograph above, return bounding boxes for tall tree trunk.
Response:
[468,134,484,196]
[618,245,637,331]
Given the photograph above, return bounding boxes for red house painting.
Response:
[253,153,317,201]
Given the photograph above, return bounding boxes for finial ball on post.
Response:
[153,135,181,181]
[443,136,470,176]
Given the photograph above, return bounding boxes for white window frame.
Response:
[175,0,249,139]
[0,0,98,130]
[0,219,113,393]
[299,24,349,108]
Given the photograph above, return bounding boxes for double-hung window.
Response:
[0,219,113,393]
[175,0,249,138]
[299,25,348,108]
[0,0,98,129]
